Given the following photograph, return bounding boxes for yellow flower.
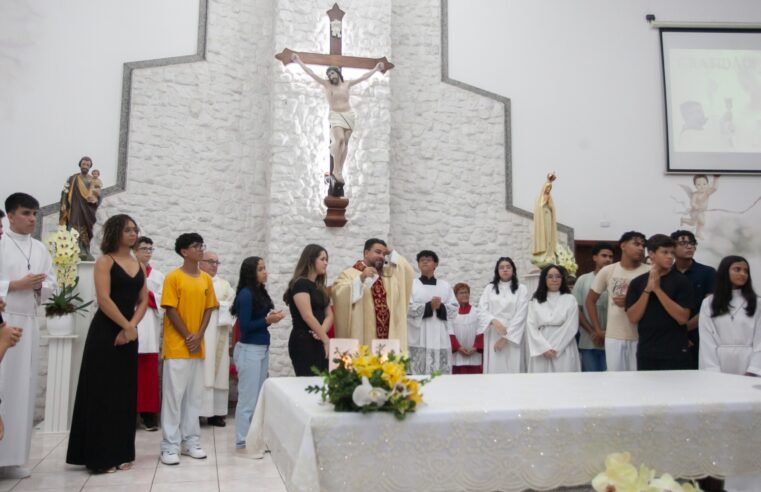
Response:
[380,361,405,387]
[591,452,639,492]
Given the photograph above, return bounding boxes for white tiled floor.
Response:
[1,416,287,492]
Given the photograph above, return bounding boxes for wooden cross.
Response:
[274,3,395,227]
[275,4,394,73]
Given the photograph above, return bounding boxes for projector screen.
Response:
[661,28,761,174]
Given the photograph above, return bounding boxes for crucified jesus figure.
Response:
[292,53,384,197]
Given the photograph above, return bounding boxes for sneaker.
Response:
[181,445,207,459]
[141,414,159,432]
[160,451,180,465]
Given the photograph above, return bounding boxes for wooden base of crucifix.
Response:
[323,156,349,227]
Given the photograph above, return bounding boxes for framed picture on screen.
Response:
[660,28,761,174]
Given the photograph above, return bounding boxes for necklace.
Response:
[8,234,32,270]
[729,301,746,321]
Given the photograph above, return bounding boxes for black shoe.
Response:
[207,416,226,427]
[140,413,159,432]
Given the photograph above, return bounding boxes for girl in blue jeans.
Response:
[231,257,285,449]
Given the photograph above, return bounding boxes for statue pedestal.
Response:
[41,334,78,433]
[324,196,349,227]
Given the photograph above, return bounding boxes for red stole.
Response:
[353,261,390,339]
[146,264,158,310]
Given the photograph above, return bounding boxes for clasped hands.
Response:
[114,323,139,346]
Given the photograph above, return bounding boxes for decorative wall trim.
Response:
[37,0,209,233]
[439,0,574,244]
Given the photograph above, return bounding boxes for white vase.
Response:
[47,314,75,336]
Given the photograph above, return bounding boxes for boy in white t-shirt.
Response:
[586,231,649,371]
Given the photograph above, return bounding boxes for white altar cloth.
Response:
[245,371,761,492]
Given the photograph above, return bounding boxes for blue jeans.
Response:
[233,343,269,448]
[579,348,607,372]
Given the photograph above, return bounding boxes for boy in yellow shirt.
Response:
[159,233,218,466]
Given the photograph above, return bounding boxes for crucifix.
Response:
[275,3,394,227]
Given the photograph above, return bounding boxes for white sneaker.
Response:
[160,451,180,465]
[181,445,207,459]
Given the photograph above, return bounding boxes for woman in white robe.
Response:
[699,255,761,376]
[526,264,581,373]
[477,257,529,374]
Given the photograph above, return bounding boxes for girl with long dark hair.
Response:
[231,256,284,450]
[476,257,529,373]
[525,264,580,373]
[699,255,760,375]
[284,244,333,376]
[67,214,148,472]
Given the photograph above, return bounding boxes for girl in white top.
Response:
[526,264,581,373]
[699,255,761,376]
[477,257,529,374]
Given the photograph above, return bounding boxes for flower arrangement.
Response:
[305,345,437,420]
[44,226,93,317]
[555,242,578,278]
[592,452,702,492]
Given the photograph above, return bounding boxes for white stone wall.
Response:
[34,0,537,417]
[389,0,536,297]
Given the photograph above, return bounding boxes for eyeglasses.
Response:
[676,240,697,247]
[189,243,206,251]
[201,260,221,266]
[137,247,155,252]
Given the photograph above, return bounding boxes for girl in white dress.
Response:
[699,255,761,376]
[477,257,529,374]
[526,264,581,373]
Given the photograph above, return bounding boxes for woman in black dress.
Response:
[284,244,333,375]
[67,214,149,472]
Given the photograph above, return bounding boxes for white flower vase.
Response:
[47,314,75,336]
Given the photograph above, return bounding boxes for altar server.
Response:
[477,257,529,373]
[449,282,483,374]
[699,255,761,375]
[0,193,56,478]
[134,236,164,431]
[526,264,581,373]
[407,250,458,375]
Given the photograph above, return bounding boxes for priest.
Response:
[0,193,56,478]
[198,251,235,427]
[331,239,414,350]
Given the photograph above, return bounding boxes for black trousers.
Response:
[637,353,693,371]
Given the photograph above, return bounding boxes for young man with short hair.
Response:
[670,230,715,369]
[0,194,56,478]
[586,231,649,371]
[159,233,218,466]
[407,250,459,375]
[625,234,694,371]
[572,242,614,372]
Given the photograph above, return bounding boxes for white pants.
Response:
[200,387,229,417]
[605,338,638,371]
[160,359,203,453]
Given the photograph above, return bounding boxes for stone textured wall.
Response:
[35,0,538,419]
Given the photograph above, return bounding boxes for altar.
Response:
[246,371,761,492]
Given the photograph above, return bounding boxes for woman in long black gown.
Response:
[284,244,333,375]
[67,214,148,472]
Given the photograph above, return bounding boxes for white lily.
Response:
[352,377,389,407]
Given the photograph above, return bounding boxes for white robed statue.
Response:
[531,172,558,268]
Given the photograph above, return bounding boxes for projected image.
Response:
[662,30,761,173]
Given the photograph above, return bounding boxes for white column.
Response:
[41,334,78,433]
[68,261,96,423]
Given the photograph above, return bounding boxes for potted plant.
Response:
[44,226,93,335]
